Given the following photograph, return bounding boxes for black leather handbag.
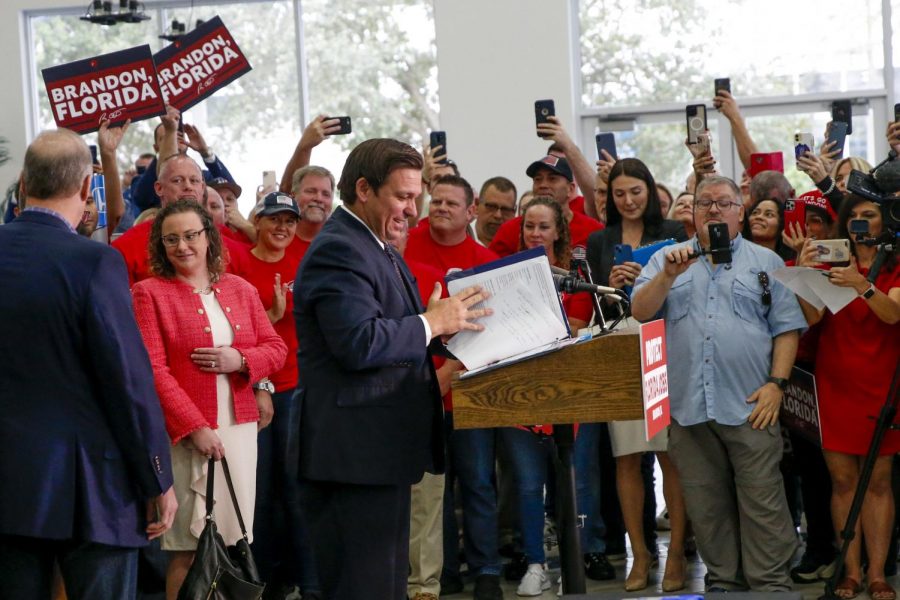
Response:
[177,457,265,600]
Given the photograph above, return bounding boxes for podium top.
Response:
[450,329,644,429]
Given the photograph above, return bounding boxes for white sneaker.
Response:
[517,563,551,597]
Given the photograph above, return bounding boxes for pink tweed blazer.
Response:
[132,274,287,444]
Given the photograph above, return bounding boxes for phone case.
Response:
[714,78,731,96]
[686,104,707,144]
[595,133,617,160]
[794,133,814,159]
[831,100,852,135]
[826,121,848,159]
[815,239,851,263]
[748,152,784,177]
[613,244,633,265]
[784,198,805,237]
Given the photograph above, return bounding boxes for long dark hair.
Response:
[518,196,572,268]
[606,158,664,236]
[838,194,898,274]
[744,198,793,261]
[149,199,225,280]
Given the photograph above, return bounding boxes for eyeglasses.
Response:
[161,228,207,247]
[758,271,771,306]
[695,198,741,212]
[482,202,516,217]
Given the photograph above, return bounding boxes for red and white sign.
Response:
[639,319,670,440]
[153,16,252,111]
[42,45,165,134]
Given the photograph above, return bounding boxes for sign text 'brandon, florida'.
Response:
[42,45,165,134]
[153,16,252,111]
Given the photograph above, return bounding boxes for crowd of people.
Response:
[0,86,898,600]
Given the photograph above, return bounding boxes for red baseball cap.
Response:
[798,189,837,221]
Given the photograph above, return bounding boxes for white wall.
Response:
[433,0,579,198]
[0,0,581,198]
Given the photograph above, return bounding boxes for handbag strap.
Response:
[203,457,251,540]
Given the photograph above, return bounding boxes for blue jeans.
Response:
[500,426,604,564]
[442,417,501,577]
[0,534,138,599]
[253,389,319,592]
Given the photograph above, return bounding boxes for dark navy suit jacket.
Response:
[293,207,445,486]
[0,211,173,547]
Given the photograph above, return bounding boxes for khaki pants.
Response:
[408,472,446,597]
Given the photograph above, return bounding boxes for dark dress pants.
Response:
[301,479,411,600]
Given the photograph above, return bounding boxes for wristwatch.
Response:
[766,376,789,391]
[861,284,876,300]
[252,378,275,394]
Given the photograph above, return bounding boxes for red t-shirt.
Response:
[404,227,497,410]
[488,212,604,258]
[569,195,586,215]
[231,250,302,393]
[405,226,499,277]
[112,220,251,287]
[562,291,592,324]
[285,235,312,264]
[220,225,254,247]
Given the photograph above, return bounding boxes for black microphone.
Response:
[551,273,623,299]
[873,159,900,194]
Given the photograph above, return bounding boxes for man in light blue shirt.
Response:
[632,176,806,592]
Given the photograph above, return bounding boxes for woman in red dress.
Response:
[796,195,900,600]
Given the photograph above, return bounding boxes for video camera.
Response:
[846,163,900,233]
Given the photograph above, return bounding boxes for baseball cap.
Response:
[256,192,300,218]
[207,176,242,199]
[526,155,573,182]
[798,189,836,221]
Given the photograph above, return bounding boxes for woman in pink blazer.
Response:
[132,199,286,600]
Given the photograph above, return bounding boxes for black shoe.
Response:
[440,572,464,595]
[584,552,616,581]
[503,552,528,581]
[472,574,503,600]
[790,552,836,583]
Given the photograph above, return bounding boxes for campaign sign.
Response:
[42,45,165,135]
[153,16,252,111]
[781,366,822,446]
[640,319,670,441]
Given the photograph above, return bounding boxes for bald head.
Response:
[203,186,226,226]
[154,154,205,206]
[23,129,92,201]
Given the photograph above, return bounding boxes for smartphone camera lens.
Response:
[541,108,549,117]
[690,117,703,130]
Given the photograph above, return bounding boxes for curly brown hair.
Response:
[518,196,571,267]
[148,199,225,281]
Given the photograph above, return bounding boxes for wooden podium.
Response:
[451,328,645,596]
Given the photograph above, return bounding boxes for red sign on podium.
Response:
[639,320,670,440]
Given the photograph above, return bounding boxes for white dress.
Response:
[162,291,258,550]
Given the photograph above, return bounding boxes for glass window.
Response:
[580,0,884,108]
[592,120,720,193]
[301,0,439,199]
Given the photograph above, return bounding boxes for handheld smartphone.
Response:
[595,133,617,161]
[535,99,555,137]
[784,198,806,237]
[708,222,732,264]
[794,132,814,160]
[894,103,900,123]
[326,116,352,135]
[429,131,448,164]
[849,219,869,235]
[748,152,784,177]
[89,144,99,165]
[262,170,276,189]
[714,78,731,97]
[815,239,851,264]
[831,100,852,135]
[686,104,707,144]
[613,244,633,265]
[825,121,849,159]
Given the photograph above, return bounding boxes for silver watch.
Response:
[253,378,275,394]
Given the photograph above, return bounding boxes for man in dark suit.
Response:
[294,138,489,600]
[0,129,177,599]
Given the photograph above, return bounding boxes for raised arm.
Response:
[713,91,758,170]
[97,118,131,234]
[156,105,180,173]
[279,115,342,193]
[539,115,600,220]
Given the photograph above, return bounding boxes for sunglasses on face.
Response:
[758,271,772,306]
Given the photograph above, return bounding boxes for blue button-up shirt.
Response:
[633,234,807,426]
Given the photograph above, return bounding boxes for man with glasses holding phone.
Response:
[631,176,807,592]
[473,177,517,246]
